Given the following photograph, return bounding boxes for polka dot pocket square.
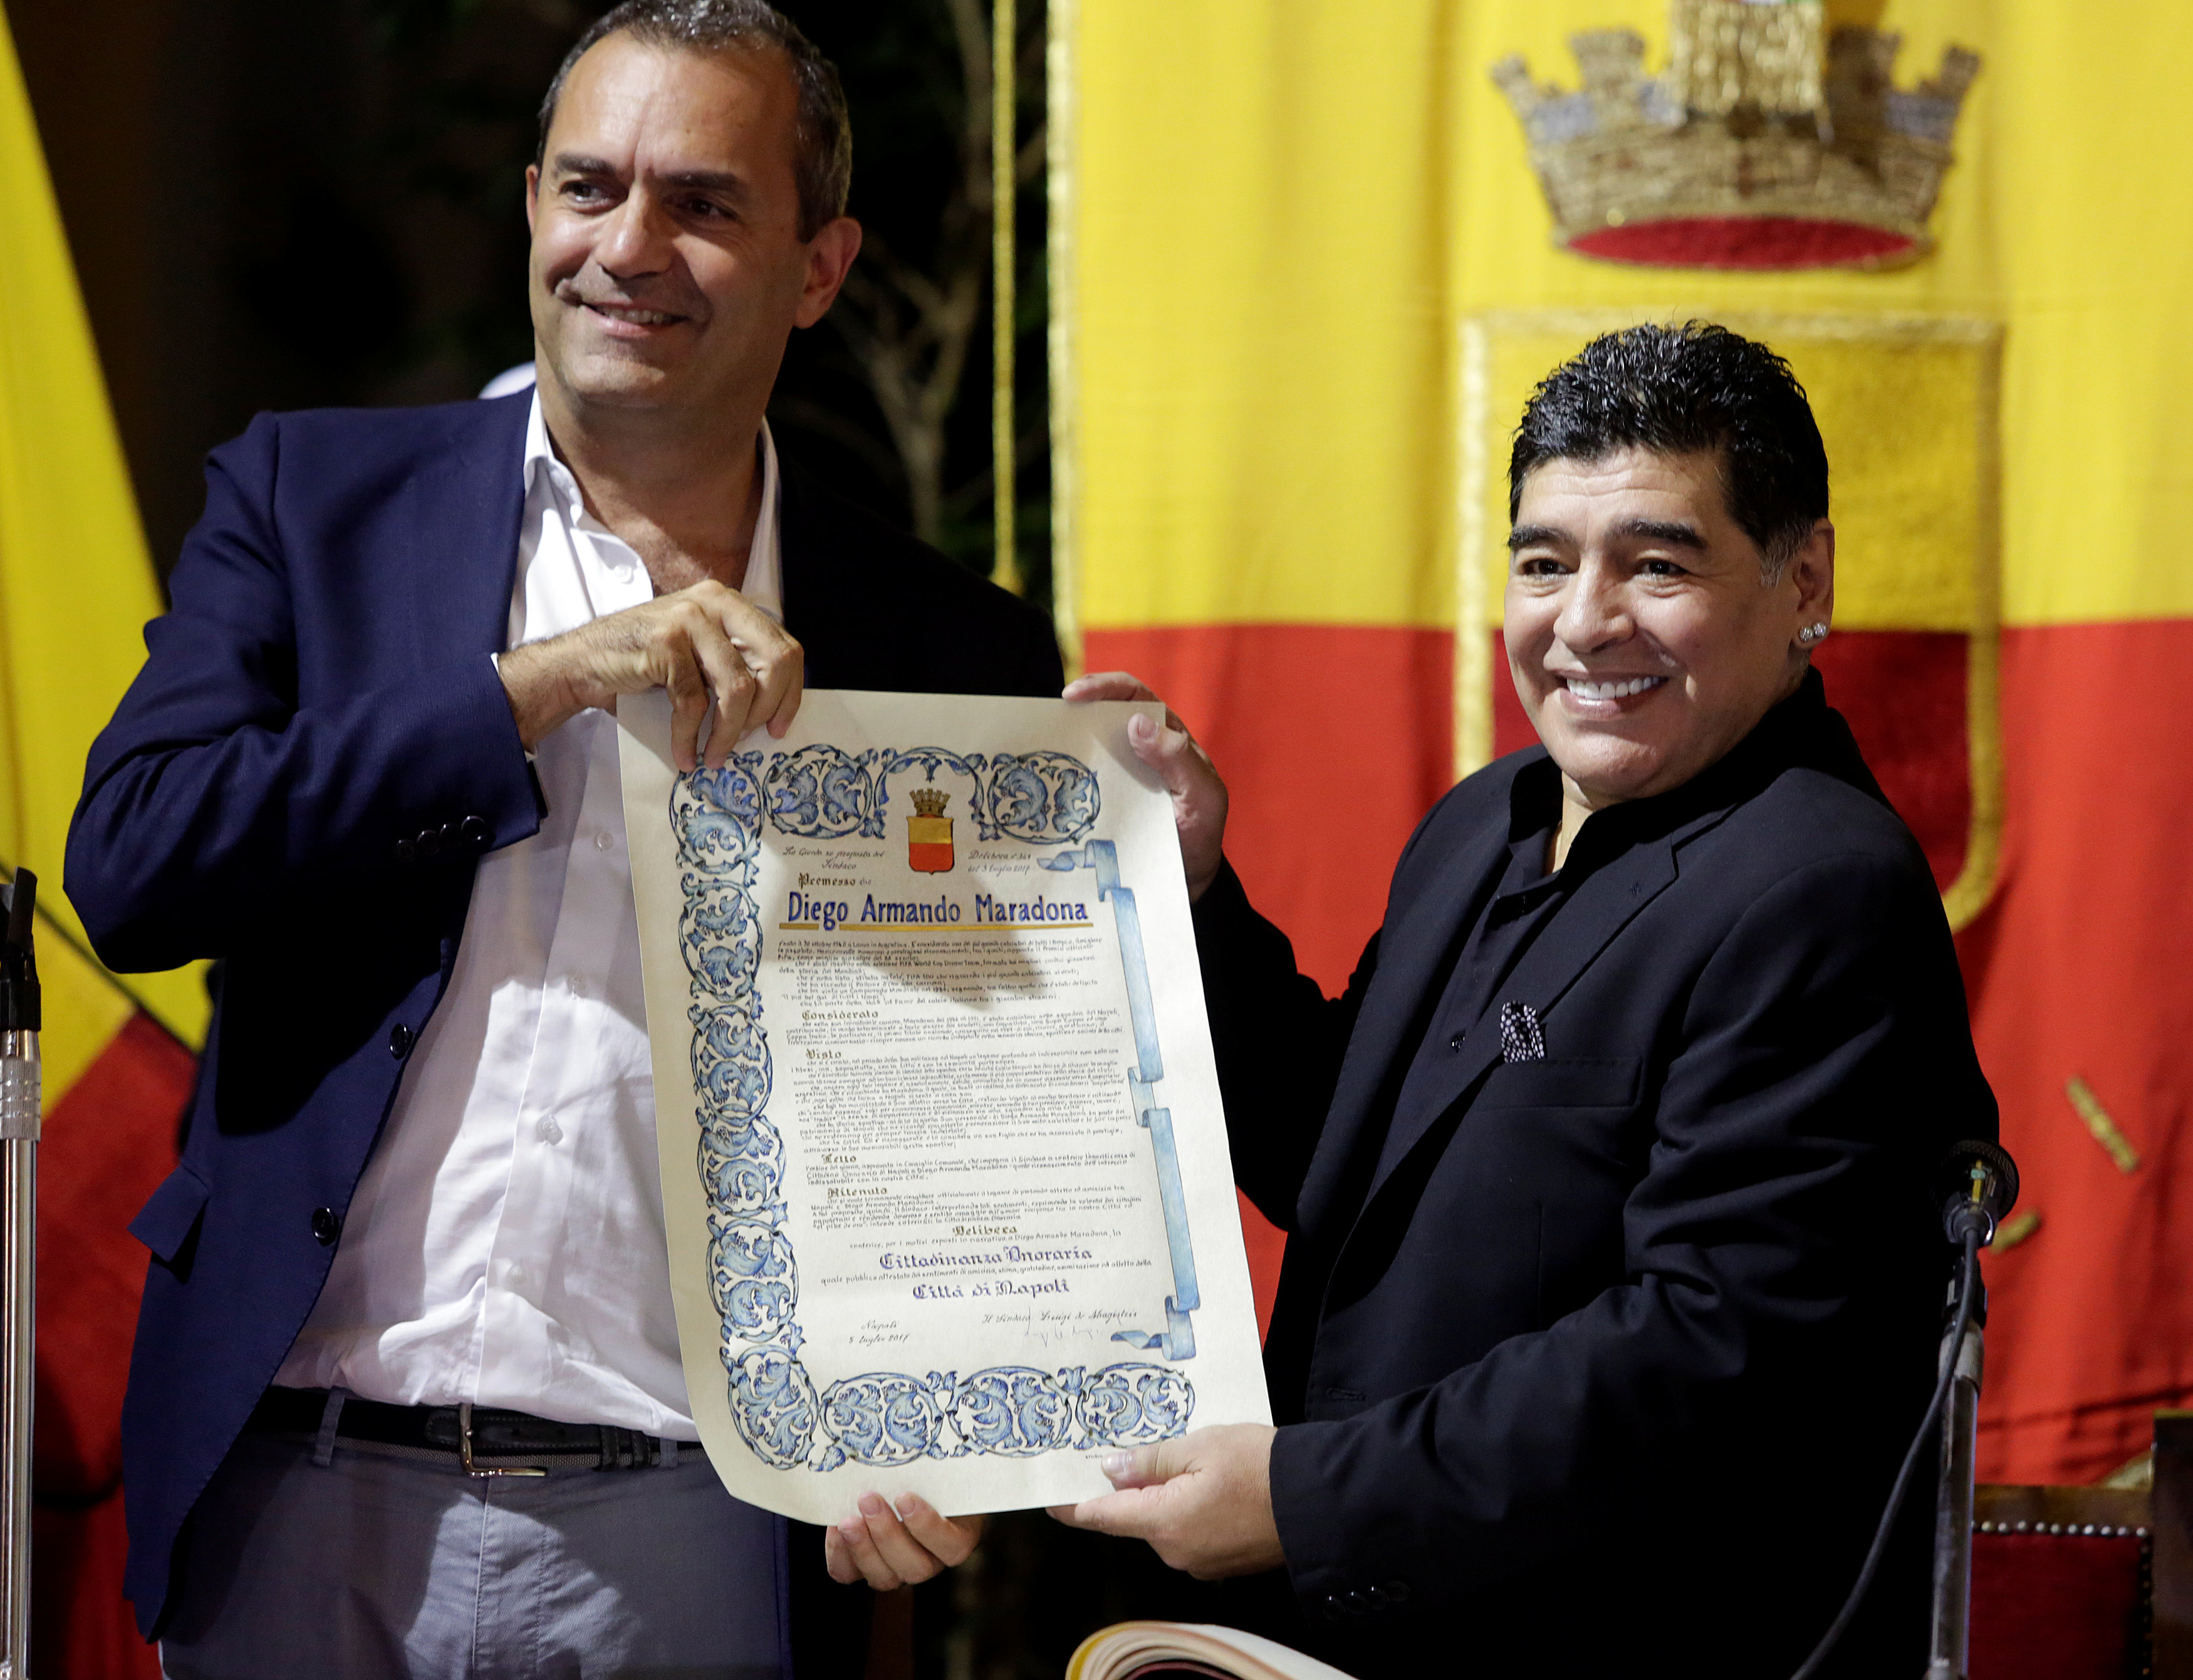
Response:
[1498,1001,1546,1064]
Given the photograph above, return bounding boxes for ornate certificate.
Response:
[617,690,1270,1523]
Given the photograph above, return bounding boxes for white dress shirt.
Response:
[276,394,784,1437]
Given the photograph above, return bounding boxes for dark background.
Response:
[9,0,1199,1672]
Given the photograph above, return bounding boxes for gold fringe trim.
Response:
[1044,0,1082,674]
[2101,1449,2154,1492]
[1993,1208,2040,1252]
[2066,1075,2140,1174]
[1939,328,2004,932]
[992,0,1021,597]
[1453,318,1493,780]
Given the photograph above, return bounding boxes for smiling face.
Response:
[524,31,855,430]
[1506,446,1833,815]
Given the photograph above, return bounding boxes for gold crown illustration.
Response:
[1492,0,1978,269]
[909,788,951,818]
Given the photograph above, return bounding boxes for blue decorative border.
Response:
[763,744,1101,844]
[671,746,1194,1473]
[1039,843,1201,1359]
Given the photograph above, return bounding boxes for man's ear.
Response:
[1789,518,1835,625]
[525,164,541,236]
[794,217,864,329]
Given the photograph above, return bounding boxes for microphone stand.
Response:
[1925,1166,1999,1680]
[1790,1142,2011,1680]
[0,870,41,1680]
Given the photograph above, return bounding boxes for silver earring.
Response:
[1798,622,1828,645]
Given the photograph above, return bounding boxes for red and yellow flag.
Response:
[1058,0,2193,1482]
[1,6,203,1668]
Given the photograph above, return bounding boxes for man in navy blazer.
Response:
[1059,325,1998,1676]
[68,3,1058,1673]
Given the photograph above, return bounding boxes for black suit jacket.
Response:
[1191,676,1995,1677]
[65,391,1063,1666]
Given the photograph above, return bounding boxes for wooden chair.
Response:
[1972,1481,2150,1679]
[1965,1409,2193,1679]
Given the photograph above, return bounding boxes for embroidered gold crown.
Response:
[909,788,951,818]
[1492,0,1979,270]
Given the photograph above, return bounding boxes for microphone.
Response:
[1936,1139,2018,1248]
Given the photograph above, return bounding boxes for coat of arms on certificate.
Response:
[905,786,955,873]
[618,690,1271,1523]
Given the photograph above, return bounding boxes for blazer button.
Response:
[1448,1030,1466,1050]
[1385,1578,1411,1603]
[1345,1590,1370,1617]
[310,1207,342,1245]
[394,836,417,865]
[388,1023,414,1059]
[415,827,442,860]
[459,814,491,848]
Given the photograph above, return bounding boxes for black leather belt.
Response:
[249,1385,679,1476]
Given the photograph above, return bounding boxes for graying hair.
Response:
[536,0,852,240]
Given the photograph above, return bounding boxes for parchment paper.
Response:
[618,689,1270,1523]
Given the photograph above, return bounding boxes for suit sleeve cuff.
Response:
[1189,855,1252,934]
[1271,1419,1427,1640]
[384,653,544,868]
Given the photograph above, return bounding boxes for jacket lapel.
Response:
[408,392,531,667]
[1310,672,1883,1272]
[1341,694,1868,1222]
[1291,805,1514,1240]
[1355,836,1681,1210]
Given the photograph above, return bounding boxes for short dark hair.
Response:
[1508,322,1829,578]
[536,0,852,241]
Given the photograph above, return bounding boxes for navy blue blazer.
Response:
[65,391,1063,1649]
[1190,676,1998,1678]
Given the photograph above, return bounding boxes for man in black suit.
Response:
[1059,323,1996,1676]
[68,3,1055,1673]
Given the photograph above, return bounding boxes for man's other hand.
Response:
[1063,672,1227,900]
[1047,1422,1283,1578]
[824,1493,986,1590]
[499,580,803,769]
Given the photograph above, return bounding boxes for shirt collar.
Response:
[519,387,784,621]
[1503,668,1883,887]
[522,388,569,499]
[743,419,784,622]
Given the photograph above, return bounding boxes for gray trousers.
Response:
[158,1424,784,1679]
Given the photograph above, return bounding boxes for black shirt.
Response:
[1383,672,1893,1155]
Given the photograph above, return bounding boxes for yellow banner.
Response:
[0,4,206,1045]
[1064,0,2193,634]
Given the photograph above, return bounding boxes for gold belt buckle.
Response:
[459,1401,548,1478]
